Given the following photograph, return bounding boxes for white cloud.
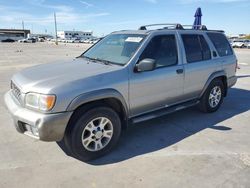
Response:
[79,1,94,8]
[0,10,109,25]
[0,3,110,33]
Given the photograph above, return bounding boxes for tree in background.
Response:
[244,35,250,39]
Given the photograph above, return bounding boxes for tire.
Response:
[199,79,224,113]
[62,106,121,161]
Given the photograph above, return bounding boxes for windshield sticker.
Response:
[125,37,143,43]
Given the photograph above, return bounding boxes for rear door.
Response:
[178,32,222,99]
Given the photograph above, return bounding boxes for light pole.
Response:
[54,12,58,45]
[22,20,25,38]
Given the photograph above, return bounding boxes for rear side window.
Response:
[182,34,211,63]
[207,33,233,57]
[140,35,178,68]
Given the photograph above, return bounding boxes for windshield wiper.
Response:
[82,56,113,65]
[93,58,113,65]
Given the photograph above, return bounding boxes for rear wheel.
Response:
[62,106,121,161]
[199,79,224,113]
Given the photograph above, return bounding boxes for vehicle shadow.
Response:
[57,87,250,165]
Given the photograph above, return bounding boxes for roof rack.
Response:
[138,23,224,33]
[182,25,208,30]
[138,23,184,30]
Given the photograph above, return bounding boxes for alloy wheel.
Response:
[81,117,113,152]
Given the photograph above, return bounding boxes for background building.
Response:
[0,29,30,41]
[57,30,93,39]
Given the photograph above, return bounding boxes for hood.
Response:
[12,58,122,93]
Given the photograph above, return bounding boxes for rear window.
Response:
[207,33,233,57]
[181,34,211,63]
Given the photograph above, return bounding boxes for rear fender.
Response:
[199,71,227,98]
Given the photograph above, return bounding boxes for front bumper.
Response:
[4,91,73,141]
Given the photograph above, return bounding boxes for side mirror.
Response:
[135,58,156,72]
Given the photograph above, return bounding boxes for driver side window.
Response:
[140,35,178,68]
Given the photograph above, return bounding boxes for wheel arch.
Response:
[199,71,228,98]
[66,89,129,129]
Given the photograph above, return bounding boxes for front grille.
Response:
[11,81,21,102]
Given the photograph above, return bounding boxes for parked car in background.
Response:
[92,37,104,44]
[229,40,233,46]
[37,37,45,42]
[1,39,15,42]
[57,38,63,42]
[73,38,82,43]
[4,23,237,161]
[232,40,244,48]
[50,38,56,42]
[88,38,100,44]
[83,39,91,43]
[247,43,250,49]
[61,39,67,43]
[232,40,249,48]
[46,38,53,41]
[65,39,75,43]
[18,38,36,43]
[244,40,250,48]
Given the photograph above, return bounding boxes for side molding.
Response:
[199,71,226,98]
[66,89,129,116]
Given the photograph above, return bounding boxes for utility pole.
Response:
[54,12,58,45]
[22,21,25,38]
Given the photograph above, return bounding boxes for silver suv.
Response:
[4,24,237,161]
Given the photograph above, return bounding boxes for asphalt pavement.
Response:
[0,43,249,188]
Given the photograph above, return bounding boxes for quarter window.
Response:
[207,33,233,57]
[182,34,211,63]
[140,35,178,68]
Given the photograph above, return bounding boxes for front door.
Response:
[129,34,184,117]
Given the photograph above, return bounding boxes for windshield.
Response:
[82,34,146,65]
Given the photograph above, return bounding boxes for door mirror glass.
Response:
[135,58,156,72]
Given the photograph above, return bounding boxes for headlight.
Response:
[25,93,56,111]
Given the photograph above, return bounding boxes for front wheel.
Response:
[63,107,121,161]
[199,79,224,113]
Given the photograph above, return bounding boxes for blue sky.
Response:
[0,0,249,36]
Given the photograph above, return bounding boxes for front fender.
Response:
[66,89,129,116]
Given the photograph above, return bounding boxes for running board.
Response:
[131,100,199,124]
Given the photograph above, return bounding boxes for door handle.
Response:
[176,69,184,74]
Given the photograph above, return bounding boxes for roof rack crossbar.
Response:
[138,23,184,30]
[182,25,224,32]
[182,25,208,30]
